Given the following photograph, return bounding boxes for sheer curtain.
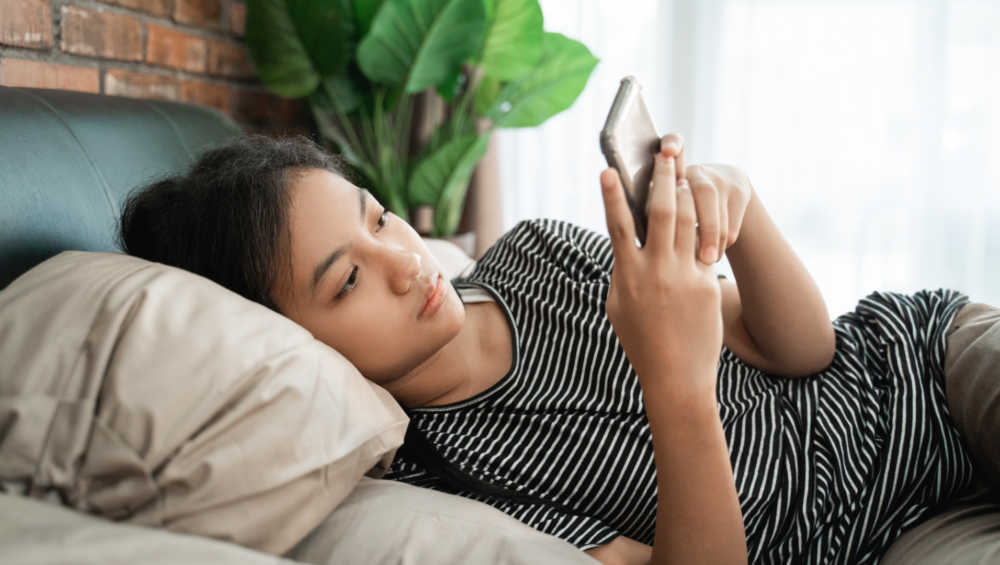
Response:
[498,0,1000,317]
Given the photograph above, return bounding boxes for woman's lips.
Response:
[419,275,446,320]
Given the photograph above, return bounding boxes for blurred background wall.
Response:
[500,0,1000,317]
[0,0,311,133]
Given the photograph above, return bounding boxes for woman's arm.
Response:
[717,181,835,377]
[597,153,747,565]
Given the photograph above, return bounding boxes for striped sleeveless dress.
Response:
[384,219,978,564]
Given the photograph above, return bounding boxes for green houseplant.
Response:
[245,0,598,236]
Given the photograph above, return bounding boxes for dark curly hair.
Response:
[118,135,347,312]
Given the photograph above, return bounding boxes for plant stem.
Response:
[452,65,485,138]
[393,93,415,220]
[323,82,374,175]
[369,87,409,220]
[395,93,414,165]
[357,101,380,178]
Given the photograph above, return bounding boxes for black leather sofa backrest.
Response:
[0,87,242,289]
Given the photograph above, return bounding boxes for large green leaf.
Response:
[474,74,500,115]
[407,132,489,235]
[246,0,350,98]
[479,0,543,81]
[491,32,598,128]
[407,117,476,177]
[354,0,385,35]
[356,0,487,93]
[434,133,489,235]
[436,69,465,102]
[408,133,476,205]
[309,67,364,113]
[289,0,351,78]
[246,0,319,97]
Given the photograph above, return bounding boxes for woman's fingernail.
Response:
[600,168,618,189]
[703,245,717,263]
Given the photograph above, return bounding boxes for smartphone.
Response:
[600,76,661,246]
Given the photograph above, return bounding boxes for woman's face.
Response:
[274,168,465,386]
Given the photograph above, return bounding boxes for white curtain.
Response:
[498,0,1000,317]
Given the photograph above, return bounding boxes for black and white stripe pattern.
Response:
[385,219,978,563]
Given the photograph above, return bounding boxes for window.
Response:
[499,0,1000,316]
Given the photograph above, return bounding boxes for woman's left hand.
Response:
[659,134,752,264]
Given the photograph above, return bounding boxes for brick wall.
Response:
[0,0,312,133]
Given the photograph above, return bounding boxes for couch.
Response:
[0,86,598,565]
[2,86,999,565]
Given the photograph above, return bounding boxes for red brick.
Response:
[233,88,273,123]
[105,69,177,100]
[60,6,142,61]
[146,24,207,73]
[207,39,254,78]
[229,1,246,37]
[174,0,221,30]
[179,79,230,112]
[96,0,170,17]
[0,0,53,49]
[0,58,98,92]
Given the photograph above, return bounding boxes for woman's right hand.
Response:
[598,156,747,565]
[601,154,723,401]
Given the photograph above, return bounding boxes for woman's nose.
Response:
[388,248,422,295]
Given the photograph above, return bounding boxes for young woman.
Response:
[119,134,996,565]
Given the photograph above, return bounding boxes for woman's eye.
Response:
[377,210,390,229]
[335,267,358,300]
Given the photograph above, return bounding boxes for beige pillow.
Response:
[286,478,598,565]
[0,493,297,565]
[0,251,408,555]
[422,238,477,278]
[0,480,597,565]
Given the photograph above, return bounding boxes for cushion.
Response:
[422,238,477,279]
[880,495,1000,564]
[944,301,1000,488]
[0,251,408,555]
[0,477,597,565]
[285,478,598,565]
[0,493,296,565]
